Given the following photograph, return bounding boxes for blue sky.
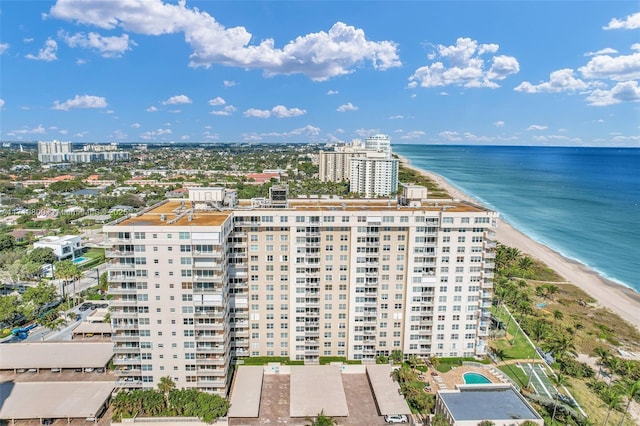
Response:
[0,1,638,146]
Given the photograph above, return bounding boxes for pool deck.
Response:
[417,365,506,393]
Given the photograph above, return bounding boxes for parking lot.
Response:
[229,373,387,426]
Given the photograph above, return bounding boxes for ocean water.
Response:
[393,145,640,292]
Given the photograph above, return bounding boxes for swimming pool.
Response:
[72,256,89,264]
[463,372,492,384]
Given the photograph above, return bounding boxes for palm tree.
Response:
[601,386,623,426]
[606,357,621,385]
[550,373,569,424]
[545,333,576,362]
[518,256,534,278]
[158,376,176,409]
[305,409,336,426]
[552,309,564,321]
[618,379,640,426]
[593,347,611,380]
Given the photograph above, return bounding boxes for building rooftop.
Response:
[289,365,349,417]
[0,381,113,420]
[366,365,411,415]
[439,385,542,422]
[0,342,113,369]
[228,366,264,418]
[115,196,490,228]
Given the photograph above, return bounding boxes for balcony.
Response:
[106,250,135,258]
[109,287,137,295]
[197,379,226,387]
[114,368,142,376]
[230,330,249,339]
[110,300,138,307]
[116,379,142,387]
[109,262,136,270]
[196,334,225,343]
[195,322,224,331]
[114,346,141,354]
[196,346,225,354]
[193,250,224,257]
[112,335,140,342]
[113,357,141,365]
[196,369,226,377]
[111,323,138,330]
[196,357,226,366]
[111,311,139,319]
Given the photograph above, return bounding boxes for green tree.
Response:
[601,386,623,426]
[0,234,16,252]
[27,247,57,265]
[38,309,65,331]
[550,374,569,424]
[593,347,611,380]
[0,294,20,327]
[478,421,496,426]
[305,409,336,426]
[158,376,176,408]
[618,379,640,426]
[54,260,82,301]
[518,256,534,278]
[552,309,564,321]
[20,282,58,321]
[431,413,449,426]
[390,349,403,363]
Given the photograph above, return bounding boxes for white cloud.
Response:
[354,128,379,137]
[181,135,190,140]
[408,37,519,89]
[389,115,404,120]
[494,120,505,127]
[146,106,158,112]
[243,105,306,118]
[25,38,58,61]
[111,129,127,139]
[52,94,107,110]
[223,80,237,87]
[75,131,89,138]
[337,102,358,112]
[48,1,400,81]
[603,12,640,30]
[400,130,425,140]
[162,95,192,105]
[0,43,8,54]
[208,97,226,106]
[242,133,263,141]
[527,124,548,131]
[438,131,463,142]
[24,38,34,43]
[327,90,339,95]
[76,58,88,65]
[586,80,640,106]
[584,48,618,57]
[244,108,271,118]
[579,50,640,81]
[168,109,181,113]
[59,129,68,135]
[261,125,321,138]
[514,68,590,93]
[106,110,115,114]
[210,105,237,116]
[59,30,135,57]
[0,99,4,109]
[140,128,172,140]
[271,105,306,118]
[532,134,582,144]
[131,122,141,128]
[9,124,46,135]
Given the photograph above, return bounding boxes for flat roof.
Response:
[366,365,412,415]
[119,201,231,227]
[439,385,542,422]
[0,381,113,420]
[290,365,349,417]
[0,342,113,369]
[73,322,112,334]
[228,366,264,418]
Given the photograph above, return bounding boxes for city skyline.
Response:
[0,1,638,146]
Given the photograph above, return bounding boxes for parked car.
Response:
[79,303,92,311]
[384,414,408,424]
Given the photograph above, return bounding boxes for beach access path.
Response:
[399,157,640,330]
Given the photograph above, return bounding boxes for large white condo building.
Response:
[105,187,496,396]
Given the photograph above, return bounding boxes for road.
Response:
[57,262,108,300]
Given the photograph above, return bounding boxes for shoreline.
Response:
[398,155,640,330]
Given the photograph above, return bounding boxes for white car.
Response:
[384,414,408,424]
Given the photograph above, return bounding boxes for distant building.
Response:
[319,134,399,197]
[33,235,83,261]
[37,140,130,164]
[349,152,399,197]
[435,385,543,425]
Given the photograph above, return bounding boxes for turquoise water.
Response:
[72,256,89,264]
[393,145,640,292]
[464,372,492,384]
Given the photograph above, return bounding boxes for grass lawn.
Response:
[498,364,529,389]
[566,378,635,426]
[491,306,535,360]
[434,357,488,373]
[84,248,105,259]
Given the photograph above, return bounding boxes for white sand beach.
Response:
[400,157,640,330]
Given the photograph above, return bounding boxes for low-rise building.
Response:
[33,235,83,260]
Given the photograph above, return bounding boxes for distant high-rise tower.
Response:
[364,134,391,156]
[38,140,72,162]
